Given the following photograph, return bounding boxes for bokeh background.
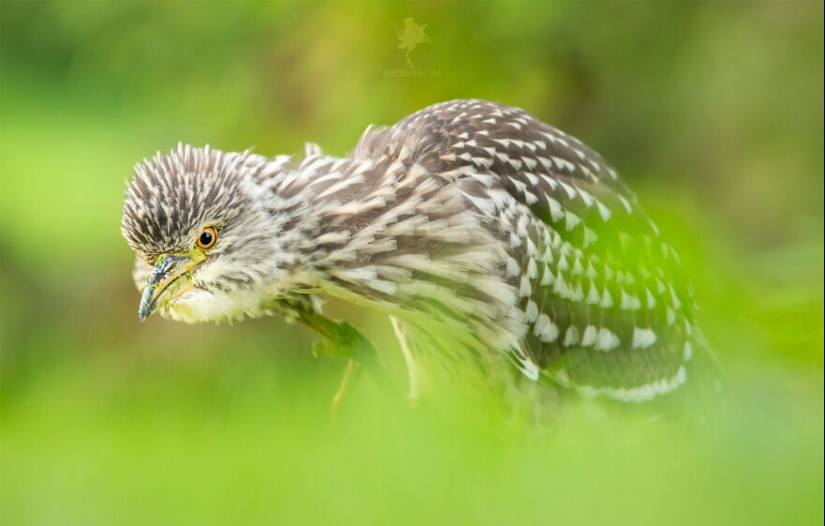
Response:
[1,1,822,525]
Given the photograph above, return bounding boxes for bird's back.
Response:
[348,100,699,403]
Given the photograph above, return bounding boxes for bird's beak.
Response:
[138,250,206,320]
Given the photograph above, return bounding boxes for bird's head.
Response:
[121,144,296,323]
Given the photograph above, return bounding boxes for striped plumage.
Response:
[122,99,698,408]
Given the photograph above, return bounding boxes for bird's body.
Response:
[123,99,699,411]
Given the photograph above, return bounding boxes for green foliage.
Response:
[0,1,821,525]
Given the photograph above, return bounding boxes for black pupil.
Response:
[200,231,213,246]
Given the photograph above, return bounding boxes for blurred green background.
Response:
[0,1,822,525]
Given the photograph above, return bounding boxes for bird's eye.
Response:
[197,226,217,250]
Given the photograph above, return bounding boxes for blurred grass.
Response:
[0,1,822,525]
[0,355,821,526]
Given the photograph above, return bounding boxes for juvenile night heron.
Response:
[122,99,700,412]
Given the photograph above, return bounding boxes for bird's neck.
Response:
[255,147,524,354]
[255,148,395,293]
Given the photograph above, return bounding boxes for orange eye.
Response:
[196,226,217,249]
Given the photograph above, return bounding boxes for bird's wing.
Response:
[384,99,697,401]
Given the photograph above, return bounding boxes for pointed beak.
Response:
[138,251,205,320]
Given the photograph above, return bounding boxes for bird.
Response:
[122,99,702,416]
